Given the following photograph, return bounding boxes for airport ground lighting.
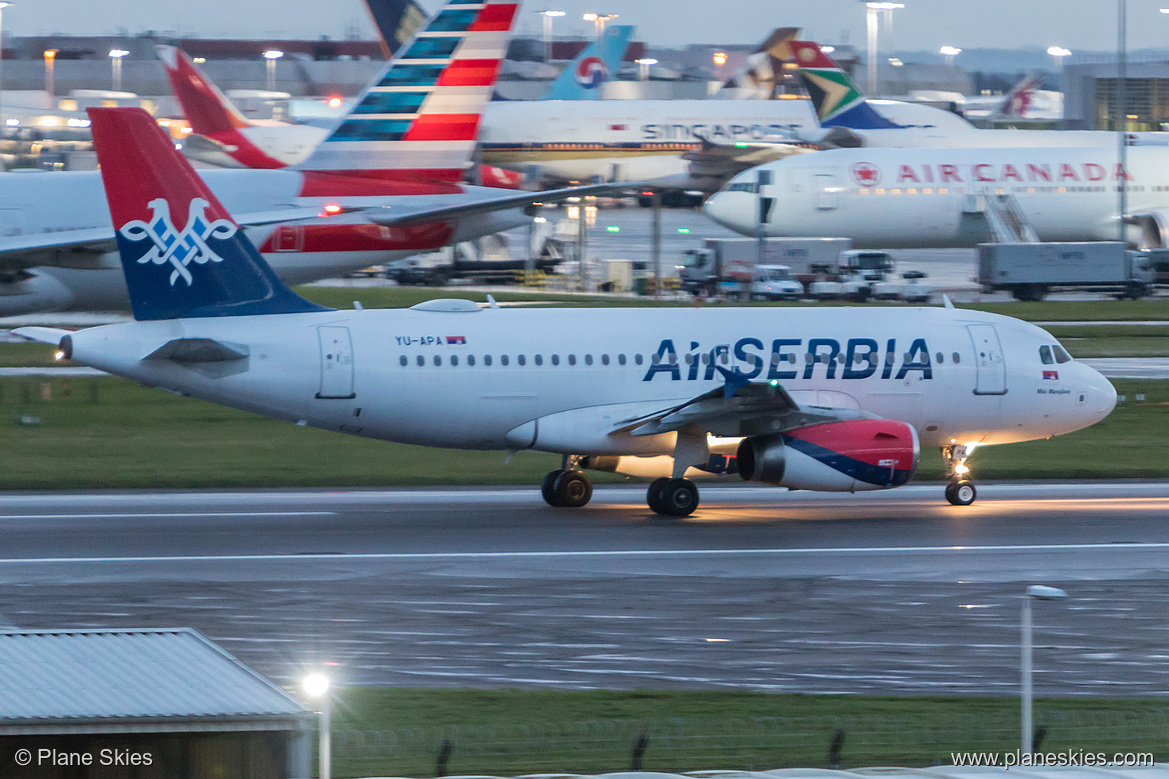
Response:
[263,49,284,92]
[1047,45,1071,72]
[582,12,618,43]
[302,672,332,779]
[636,57,658,81]
[939,45,961,67]
[863,2,904,96]
[538,10,565,63]
[43,48,57,99]
[1022,585,1067,755]
[109,49,129,92]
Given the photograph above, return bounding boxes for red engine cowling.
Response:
[737,419,919,492]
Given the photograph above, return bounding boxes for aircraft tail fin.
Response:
[295,0,519,183]
[992,71,1045,119]
[363,0,430,58]
[156,45,287,169]
[714,27,799,99]
[88,107,330,321]
[543,24,633,100]
[790,40,904,130]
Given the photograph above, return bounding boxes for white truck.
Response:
[978,242,1154,301]
[679,237,852,297]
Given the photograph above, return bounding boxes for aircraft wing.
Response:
[0,208,323,270]
[364,182,639,228]
[614,370,873,438]
[683,139,816,184]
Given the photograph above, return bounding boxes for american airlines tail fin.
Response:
[88,107,329,322]
[296,0,519,183]
[992,71,1044,119]
[714,27,799,99]
[363,0,429,58]
[789,41,904,130]
[542,24,633,100]
[156,45,287,169]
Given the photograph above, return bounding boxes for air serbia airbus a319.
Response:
[17,108,1118,517]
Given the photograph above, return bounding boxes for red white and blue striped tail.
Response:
[295,0,518,183]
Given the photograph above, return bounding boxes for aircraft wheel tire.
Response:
[646,477,670,513]
[656,478,699,517]
[554,470,593,508]
[945,479,977,506]
[542,469,566,507]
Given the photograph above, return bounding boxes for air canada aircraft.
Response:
[18,107,1118,517]
[0,0,620,317]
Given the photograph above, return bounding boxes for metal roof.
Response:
[0,628,312,726]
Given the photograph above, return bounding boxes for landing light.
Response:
[954,463,970,475]
[53,350,65,361]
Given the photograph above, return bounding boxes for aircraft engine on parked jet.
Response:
[737,419,919,491]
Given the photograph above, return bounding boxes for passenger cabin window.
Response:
[416,355,425,367]
[468,355,476,366]
[399,355,407,367]
[1053,345,1073,364]
[433,355,442,366]
[635,354,644,365]
[952,352,961,364]
[568,354,577,366]
[535,355,543,365]
[451,355,459,367]
[585,354,593,366]
[618,354,626,365]
[518,355,526,366]
[484,355,493,366]
[501,355,509,366]
[552,355,560,365]
[1040,345,1054,365]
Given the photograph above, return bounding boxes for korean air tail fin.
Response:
[542,25,633,100]
[789,41,904,130]
[88,107,330,322]
[156,45,287,169]
[295,0,519,183]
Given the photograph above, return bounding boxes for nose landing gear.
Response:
[942,444,977,506]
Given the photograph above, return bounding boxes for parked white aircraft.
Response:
[0,0,617,316]
[703,145,1169,250]
[16,106,1117,518]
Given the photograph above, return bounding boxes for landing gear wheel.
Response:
[646,477,670,514]
[541,469,566,507]
[553,470,593,508]
[945,479,977,506]
[655,478,699,517]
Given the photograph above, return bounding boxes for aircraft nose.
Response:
[702,191,749,233]
[1084,364,1118,419]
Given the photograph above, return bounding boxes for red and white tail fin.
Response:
[156,45,287,169]
[295,0,518,183]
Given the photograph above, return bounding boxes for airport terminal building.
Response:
[1063,58,1169,131]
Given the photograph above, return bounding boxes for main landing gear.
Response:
[647,477,700,517]
[942,444,977,506]
[541,466,593,508]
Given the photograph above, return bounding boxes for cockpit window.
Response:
[726,181,758,194]
[1039,345,1053,365]
[1053,344,1072,364]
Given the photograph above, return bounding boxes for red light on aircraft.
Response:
[327,95,343,109]
[322,202,343,216]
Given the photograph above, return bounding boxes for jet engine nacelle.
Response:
[0,270,76,316]
[737,419,919,492]
[1132,209,1169,249]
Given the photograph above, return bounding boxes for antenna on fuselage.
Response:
[942,294,956,310]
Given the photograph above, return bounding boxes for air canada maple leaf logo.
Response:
[850,162,881,187]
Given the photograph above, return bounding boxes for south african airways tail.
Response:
[789,41,905,130]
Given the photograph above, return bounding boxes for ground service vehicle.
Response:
[978,242,1154,301]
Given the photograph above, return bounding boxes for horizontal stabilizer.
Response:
[367,182,639,228]
[12,326,71,345]
[144,337,250,363]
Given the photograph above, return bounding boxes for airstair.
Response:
[983,192,1040,243]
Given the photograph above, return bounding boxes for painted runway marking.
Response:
[3,542,1169,565]
[0,512,336,520]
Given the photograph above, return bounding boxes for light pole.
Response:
[43,49,57,100]
[109,49,128,92]
[636,57,657,81]
[1021,585,1067,755]
[582,12,617,44]
[939,45,961,68]
[538,10,564,64]
[0,2,11,124]
[1046,45,1071,73]
[263,49,283,92]
[302,672,332,779]
[863,2,903,96]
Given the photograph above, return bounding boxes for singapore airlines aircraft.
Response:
[0,0,621,316]
[703,145,1169,249]
[17,107,1117,518]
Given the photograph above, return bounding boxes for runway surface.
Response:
[2,482,1169,695]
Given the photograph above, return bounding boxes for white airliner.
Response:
[0,0,619,316]
[703,145,1169,249]
[16,107,1117,518]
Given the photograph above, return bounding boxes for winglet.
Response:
[88,107,332,321]
[715,365,752,398]
[789,41,904,130]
